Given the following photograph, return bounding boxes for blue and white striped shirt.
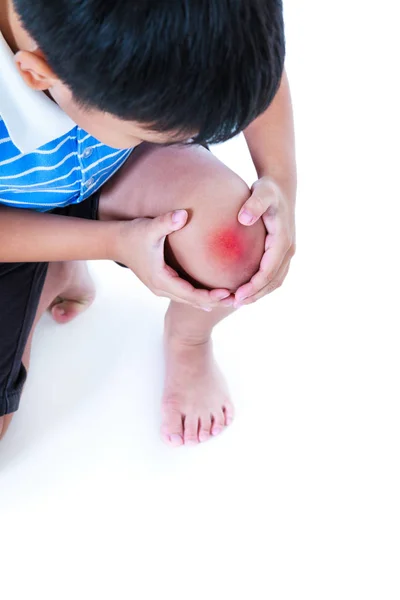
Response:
[0,32,133,212]
[0,118,133,212]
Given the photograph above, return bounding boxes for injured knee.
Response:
[163,164,267,291]
[165,213,266,292]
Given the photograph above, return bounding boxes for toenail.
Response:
[170,434,183,445]
[212,428,223,436]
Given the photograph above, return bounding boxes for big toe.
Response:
[161,410,184,447]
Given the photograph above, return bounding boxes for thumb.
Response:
[150,209,188,243]
[238,193,265,226]
[238,178,278,226]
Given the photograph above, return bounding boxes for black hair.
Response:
[14,0,285,145]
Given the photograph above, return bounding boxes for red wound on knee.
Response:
[207,226,245,263]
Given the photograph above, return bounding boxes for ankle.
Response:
[164,311,212,347]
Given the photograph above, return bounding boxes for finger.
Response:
[157,289,210,311]
[150,210,188,246]
[158,268,233,309]
[162,265,231,307]
[209,288,233,302]
[164,265,231,302]
[235,235,287,303]
[238,179,278,226]
[161,285,230,311]
[241,260,291,305]
[219,295,236,308]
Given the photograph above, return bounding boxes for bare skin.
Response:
[0,261,94,440]
[0,143,265,446]
[162,302,235,446]
[100,143,265,446]
[0,2,294,446]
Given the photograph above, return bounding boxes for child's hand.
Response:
[114,209,231,310]
[235,176,296,306]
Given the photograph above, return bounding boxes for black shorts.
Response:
[0,192,101,417]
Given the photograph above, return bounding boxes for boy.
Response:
[0,0,296,446]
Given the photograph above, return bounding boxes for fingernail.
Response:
[236,294,248,302]
[216,291,231,300]
[172,210,187,224]
[239,209,255,225]
[222,299,234,307]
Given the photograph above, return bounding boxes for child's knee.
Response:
[165,171,266,291]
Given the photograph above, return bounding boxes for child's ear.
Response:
[14,50,58,91]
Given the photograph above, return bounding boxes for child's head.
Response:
[12,0,285,148]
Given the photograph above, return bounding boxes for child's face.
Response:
[51,83,191,149]
[14,48,193,149]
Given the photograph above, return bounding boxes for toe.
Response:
[199,414,212,443]
[211,410,225,436]
[50,298,93,324]
[223,402,235,426]
[161,410,184,447]
[183,416,200,445]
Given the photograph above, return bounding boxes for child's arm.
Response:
[0,206,229,310]
[243,69,297,198]
[0,206,118,262]
[234,68,297,305]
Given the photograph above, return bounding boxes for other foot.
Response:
[48,261,96,324]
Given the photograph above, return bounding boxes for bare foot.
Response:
[0,262,96,442]
[161,332,235,447]
[48,261,96,324]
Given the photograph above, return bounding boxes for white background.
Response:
[1,1,400,598]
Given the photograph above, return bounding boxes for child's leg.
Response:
[0,261,95,440]
[162,301,236,446]
[100,144,265,291]
[99,143,266,445]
